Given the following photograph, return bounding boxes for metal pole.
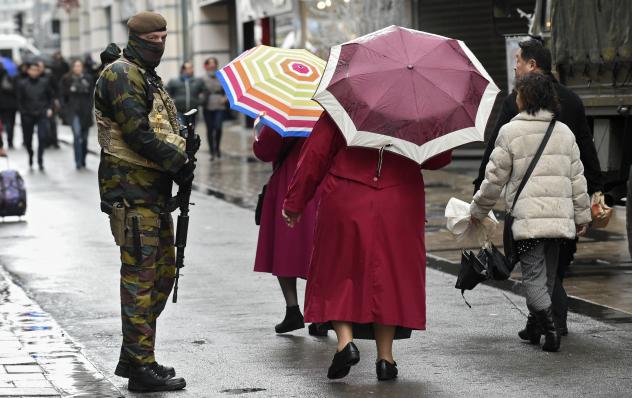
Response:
[180,0,190,63]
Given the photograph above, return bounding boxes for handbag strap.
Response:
[510,118,556,212]
[273,139,297,172]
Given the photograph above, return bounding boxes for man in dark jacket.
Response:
[0,62,18,150]
[16,63,55,169]
[165,61,207,125]
[473,39,603,336]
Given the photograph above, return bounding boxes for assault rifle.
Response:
[172,109,198,303]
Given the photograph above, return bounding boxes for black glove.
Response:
[172,161,196,186]
[192,134,201,154]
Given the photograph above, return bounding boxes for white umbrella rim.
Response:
[313,31,500,165]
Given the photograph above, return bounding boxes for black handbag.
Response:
[254,140,296,226]
[503,118,556,266]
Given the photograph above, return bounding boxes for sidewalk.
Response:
[0,270,122,397]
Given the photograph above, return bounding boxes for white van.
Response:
[0,34,40,63]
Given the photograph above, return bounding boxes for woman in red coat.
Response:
[253,119,326,336]
[283,113,451,381]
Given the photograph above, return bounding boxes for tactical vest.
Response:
[95,58,185,171]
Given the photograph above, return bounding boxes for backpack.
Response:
[1,74,13,92]
[0,168,27,217]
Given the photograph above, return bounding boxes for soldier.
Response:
[95,11,198,393]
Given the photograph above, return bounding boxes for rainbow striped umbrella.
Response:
[217,45,326,137]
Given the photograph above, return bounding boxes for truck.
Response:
[0,34,41,64]
[493,0,632,258]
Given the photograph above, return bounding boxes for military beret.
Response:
[127,11,167,34]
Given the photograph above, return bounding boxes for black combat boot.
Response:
[535,307,560,352]
[518,313,542,344]
[376,359,398,381]
[275,305,304,334]
[115,361,176,379]
[128,364,186,392]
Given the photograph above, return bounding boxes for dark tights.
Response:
[277,277,298,307]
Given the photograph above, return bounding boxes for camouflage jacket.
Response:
[96,47,187,210]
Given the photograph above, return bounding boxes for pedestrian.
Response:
[283,113,452,381]
[60,59,94,170]
[15,62,54,170]
[38,60,61,149]
[201,57,227,160]
[165,61,207,125]
[471,73,591,352]
[252,114,327,337]
[0,62,17,150]
[472,39,603,335]
[94,11,200,392]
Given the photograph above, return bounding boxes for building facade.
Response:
[0,0,60,54]
[58,0,234,81]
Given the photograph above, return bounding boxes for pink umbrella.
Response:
[314,26,499,164]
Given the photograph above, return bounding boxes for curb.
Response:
[427,253,632,324]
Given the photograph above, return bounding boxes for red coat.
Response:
[284,114,452,338]
[253,126,319,279]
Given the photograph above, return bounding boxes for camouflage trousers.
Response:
[117,207,175,366]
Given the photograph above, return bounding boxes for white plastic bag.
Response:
[445,197,498,246]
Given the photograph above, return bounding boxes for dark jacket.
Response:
[16,75,54,117]
[60,73,94,129]
[165,76,207,114]
[474,76,603,195]
[0,67,17,112]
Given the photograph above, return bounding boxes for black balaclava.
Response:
[124,33,165,70]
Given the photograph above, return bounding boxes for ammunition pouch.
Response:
[102,201,127,246]
[102,201,160,248]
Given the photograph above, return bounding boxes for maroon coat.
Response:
[284,114,452,338]
[253,126,318,279]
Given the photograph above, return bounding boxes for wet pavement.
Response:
[0,268,122,397]
[0,122,630,397]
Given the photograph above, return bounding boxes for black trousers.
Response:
[203,109,224,157]
[551,239,577,324]
[0,110,16,147]
[48,114,58,147]
[21,114,48,165]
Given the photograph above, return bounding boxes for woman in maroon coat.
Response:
[253,121,326,336]
[283,113,451,381]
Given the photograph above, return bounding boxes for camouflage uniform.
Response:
[95,42,187,367]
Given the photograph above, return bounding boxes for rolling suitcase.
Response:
[0,158,26,217]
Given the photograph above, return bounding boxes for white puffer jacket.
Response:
[471,110,592,240]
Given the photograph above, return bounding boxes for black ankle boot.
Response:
[327,342,360,379]
[128,364,186,392]
[553,314,569,336]
[275,305,304,333]
[535,307,560,352]
[518,313,542,344]
[376,359,398,381]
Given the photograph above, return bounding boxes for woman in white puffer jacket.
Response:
[471,73,591,352]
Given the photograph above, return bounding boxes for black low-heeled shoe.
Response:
[327,342,360,379]
[376,359,398,381]
[275,305,304,334]
[308,323,329,337]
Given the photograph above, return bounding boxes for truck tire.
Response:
[628,164,632,259]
